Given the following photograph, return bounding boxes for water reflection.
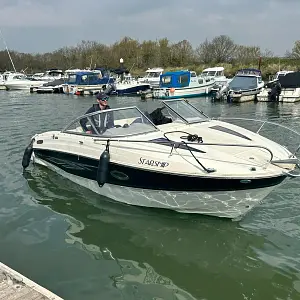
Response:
[24,166,300,299]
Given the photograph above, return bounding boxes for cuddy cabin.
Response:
[268,70,294,84]
[152,70,215,99]
[30,69,64,81]
[25,98,300,219]
[200,67,230,86]
[62,70,115,95]
[4,72,48,91]
[109,71,151,96]
[227,68,264,102]
[257,71,300,103]
[138,68,164,88]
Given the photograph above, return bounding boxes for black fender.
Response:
[96,149,110,187]
[22,139,34,169]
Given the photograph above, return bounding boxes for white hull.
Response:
[257,88,300,103]
[231,94,258,102]
[62,84,104,95]
[5,80,46,90]
[153,83,214,99]
[33,156,277,219]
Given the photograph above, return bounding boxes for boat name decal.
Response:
[138,157,169,168]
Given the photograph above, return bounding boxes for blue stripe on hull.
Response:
[158,91,211,100]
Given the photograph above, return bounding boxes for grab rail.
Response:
[93,138,275,162]
[214,117,300,155]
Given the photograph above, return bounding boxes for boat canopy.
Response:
[229,75,258,91]
[279,71,300,89]
[160,70,196,88]
[66,71,113,85]
[63,99,209,137]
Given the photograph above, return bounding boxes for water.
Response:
[1,91,300,300]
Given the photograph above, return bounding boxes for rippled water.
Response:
[1,91,300,299]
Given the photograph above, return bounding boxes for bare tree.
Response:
[210,35,237,63]
[234,45,261,64]
[289,40,300,59]
[195,39,215,64]
[261,48,274,58]
[196,35,236,63]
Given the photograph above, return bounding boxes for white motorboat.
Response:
[4,73,47,90]
[109,73,151,96]
[22,99,300,220]
[200,67,230,86]
[138,68,164,88]
[153,70,215,99]
[257,71,300,103]
[215,69,265,102]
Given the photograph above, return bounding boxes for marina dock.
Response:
[0,262,63,300]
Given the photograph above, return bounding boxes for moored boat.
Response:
[153,70,215,99]
[226,69,265,102]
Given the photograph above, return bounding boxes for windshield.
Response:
[63,107,158,137]
[162,99,208,124]
[67,74,77,84]
[201,71,216,76]
[229,76,258,90]
[146,72,161,78]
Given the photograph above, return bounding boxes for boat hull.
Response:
[62,84,104,95]
[32,149,287,220]
[5,80,47,90]
[257,89,300,103]
[153,84,214,99]
[114,84,150,96]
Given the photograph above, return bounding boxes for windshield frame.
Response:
[62,106,160,137]
[162,99,210,124]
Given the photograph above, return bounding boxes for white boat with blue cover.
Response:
[22,99,300,220]
[227,69,264,102]
[153,70,215,99]
[62,69,114,95]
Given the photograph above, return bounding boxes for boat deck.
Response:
[0,262,63,300]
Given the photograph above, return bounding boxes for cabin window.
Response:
[13,75,24,80]
[198,78,204,84]
[162,76,172,84]
[68,74,77,83]
[191,72,197,77]
[88,74,99,82]
[81,75,89,83]
[178,75,189,85]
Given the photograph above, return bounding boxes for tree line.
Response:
[0,35,299,78]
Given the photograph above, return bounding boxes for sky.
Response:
[0,0,299,55]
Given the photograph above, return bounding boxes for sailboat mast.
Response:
[0,28,17,72]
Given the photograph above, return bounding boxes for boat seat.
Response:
[144,108,172,126]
